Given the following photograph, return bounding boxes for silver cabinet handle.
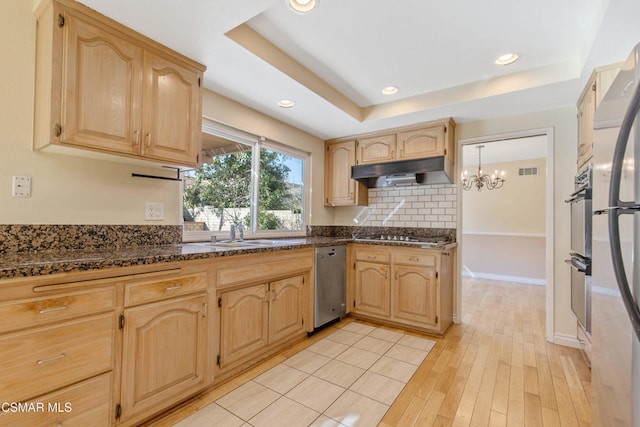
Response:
[38,305,68,314]
[133,130,140,145]
[146,133,151,148]
[164,285,183,291]
[37,353,65,365]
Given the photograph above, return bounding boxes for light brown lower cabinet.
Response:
[0,250,319,426]
[0,277,119,427]
[350,244,453,335]
[213,249,314,382]
[354,261,390,318]
[116,266,210,426]
[219,275,306,369]
[0,373,112,426]
[119,293,208,424]
[392,265,437,328]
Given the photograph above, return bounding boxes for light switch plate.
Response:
[145,202,164,221]
[12,175,31,198]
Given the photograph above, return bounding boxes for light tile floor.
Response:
[174,322,436,427]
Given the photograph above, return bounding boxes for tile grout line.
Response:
[206,322,437,427]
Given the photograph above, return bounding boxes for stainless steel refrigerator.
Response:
[592,43,640,426]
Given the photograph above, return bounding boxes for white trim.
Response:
[552,333,581,349]
[457,127,555,344]
[201,116,259,145]
[461,271,546,286]
[462,231,546,238]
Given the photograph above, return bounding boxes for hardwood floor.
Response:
[379,278,591,427]
[149,278,591,426]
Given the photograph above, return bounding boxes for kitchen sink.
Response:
[188,241,261,248]
[186,239,306,249]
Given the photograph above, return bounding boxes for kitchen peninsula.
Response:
[0,224,455,426]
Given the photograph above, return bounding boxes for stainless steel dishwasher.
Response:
[314,245,346,329]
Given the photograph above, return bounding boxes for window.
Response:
[182,121,308,239]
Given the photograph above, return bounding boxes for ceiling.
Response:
[462,135,547,166]
[77,0,640,140]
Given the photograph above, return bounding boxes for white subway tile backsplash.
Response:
[354,184,456,229]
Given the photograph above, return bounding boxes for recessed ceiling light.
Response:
[278,99,295,108]
[288,0,317,13]
[495,53,519,65]
[382,86,399,95]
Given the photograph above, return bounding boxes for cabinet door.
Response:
[219,284,269,368]
[269,275,306,344]
[357,134,396,164]
[62,11,143,155]
[354,261,390,318]
[397,126,444,160]
[142,51,201,166]
[392,265,438,328]
[121,294,208,420]
[326,140,365,206]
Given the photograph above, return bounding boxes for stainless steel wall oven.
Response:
[565,164,592,333]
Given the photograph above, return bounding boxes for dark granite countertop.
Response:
[0,237,456,280]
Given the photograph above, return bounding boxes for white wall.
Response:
[462,157,547,283]
[462,158,546,234]
[0,0,331,226]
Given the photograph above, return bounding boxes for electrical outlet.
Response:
[144,203,164,221]
[12,175,31,198]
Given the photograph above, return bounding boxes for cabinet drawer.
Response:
[354,249,390,264]
[0,313,114,402]
[393,251,438,267]
[0,373,111,426]
[125,272,207,307]
[0,287,116,334]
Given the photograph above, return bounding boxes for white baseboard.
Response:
[552,332,581,349]
[462,271,546,286]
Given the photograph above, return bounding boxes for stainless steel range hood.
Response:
[351,156,453,188]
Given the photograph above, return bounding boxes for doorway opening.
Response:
[457,129,554,341]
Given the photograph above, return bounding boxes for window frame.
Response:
[182,119,310,242]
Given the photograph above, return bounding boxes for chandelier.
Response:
[461,145,506,191]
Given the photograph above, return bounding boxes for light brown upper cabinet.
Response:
[357,134,396,164]
[34,0,206,168]
[325,118,455,207]
[576,63,621,170]
[325,140,368,206]
[397,125,449,160]
[353,118,455,165]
